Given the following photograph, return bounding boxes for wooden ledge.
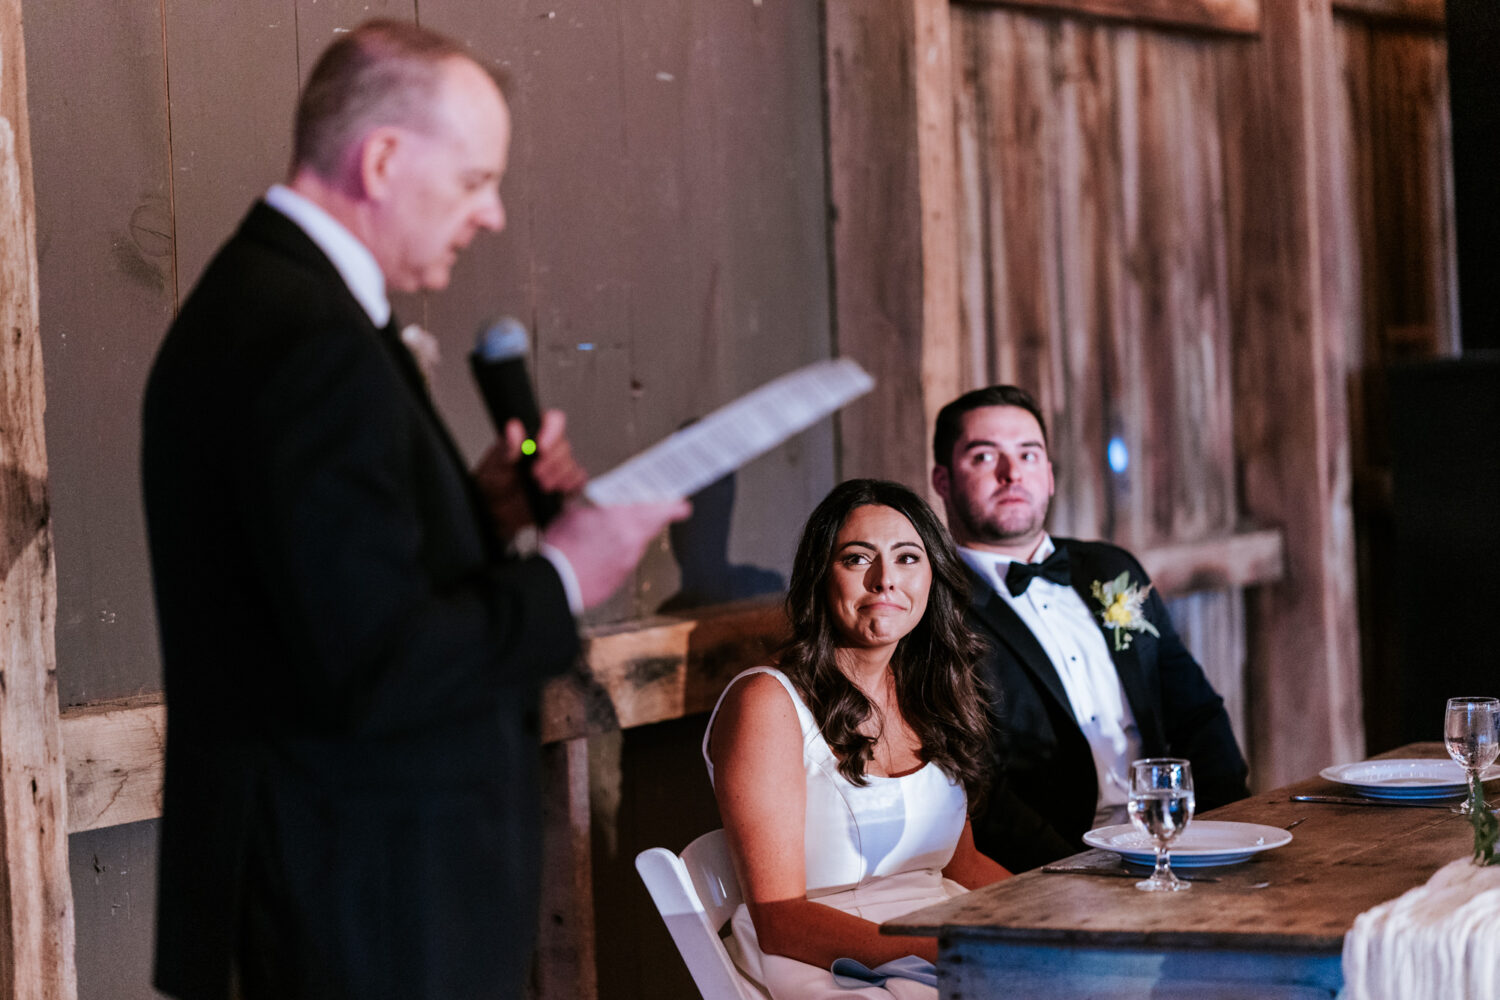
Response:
[542,597,787,744]
[1332,0,1444,29]
[1135,527,1286,598]
[61,696,167,835]
[59,532,1284,835]
[960,0,1262,36]
[60,597,788,834]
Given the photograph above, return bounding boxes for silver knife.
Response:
[1290,794,1457,809]
[1040,865,1220,883]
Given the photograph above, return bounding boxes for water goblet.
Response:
[1127,758,1195,892]
[1444,696,1500,815]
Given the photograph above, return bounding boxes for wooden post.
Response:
[1223,0,1365,787]
[0,1,79,996]
[532,738,596,1000]
[825,0,962,492]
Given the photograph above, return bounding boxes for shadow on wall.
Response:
[658,472,785,615]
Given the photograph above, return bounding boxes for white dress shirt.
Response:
[261,186,583,613]
[961,536,1141,827]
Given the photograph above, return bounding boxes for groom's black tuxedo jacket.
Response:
[967,539,1249,872]
[143,203,579,1000]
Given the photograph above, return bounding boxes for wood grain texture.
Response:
[59,700,164,836]
[1220,0,1365,789]
[1334,0,1444,27]
[534,738,596,1000]
[24,0,177,707]
[421,0,831,625]
[889,744,1478,948]
[541,598,787,744]
[0,0,78,994]
[940,942,1340,1000]
[966,0,1261,35]
[1137,528,1284,596]
[949,9,1252,775]
[60,597,787,834]
[826,0,960,492]
[950,13,1236,550]
[164,0,300,296]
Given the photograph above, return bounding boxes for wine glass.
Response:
[1444,696,1500,815]
[1127,758,1195,892]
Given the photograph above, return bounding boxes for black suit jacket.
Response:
[143,203,580,1000]
[967,539,1249,872]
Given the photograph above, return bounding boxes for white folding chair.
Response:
[635,829,768,1000]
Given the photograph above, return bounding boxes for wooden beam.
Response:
[1136,528,1285,598]
[62,598,789,834]
[534,738,595,1000]
[1221,0,1365,787]
[58,522,1292,836]
[960,0,1261,35]
[0,0,79,994]
[825,0,962,493]
[59,699,165,835]
[1333,0,1444,28]
[540,598,788,744]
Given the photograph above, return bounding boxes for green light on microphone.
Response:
[521,439,538,456]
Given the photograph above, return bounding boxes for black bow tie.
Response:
[1004,546,1071,596]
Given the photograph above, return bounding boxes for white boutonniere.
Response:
[1091,572,1160,651]
[400,323,442,384]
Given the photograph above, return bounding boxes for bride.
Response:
[705,479,1010,999]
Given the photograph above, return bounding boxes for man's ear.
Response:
[932,463,950,502]
[358,127,404,202]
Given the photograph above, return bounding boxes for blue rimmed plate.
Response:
[1318,759,1498,801]
[1082,821,1293,869]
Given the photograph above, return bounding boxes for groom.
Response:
[930,386,1249,871]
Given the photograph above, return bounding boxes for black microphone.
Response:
[469,317,562,527]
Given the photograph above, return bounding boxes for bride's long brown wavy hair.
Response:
[778,479,992,808]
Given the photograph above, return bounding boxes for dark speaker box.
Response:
[1388,354,1500,746]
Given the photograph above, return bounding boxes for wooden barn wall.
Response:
[1329,10,1458,755]
[21,1,829,997]
[930,0,1452,790]
[949,9,1247,747]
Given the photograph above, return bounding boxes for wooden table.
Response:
[886,744,1492,999]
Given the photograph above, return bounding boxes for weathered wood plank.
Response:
[1335,19,1457,754]
[0,0,78,993]
[59,699,165,836]
[1334,0,1444,28]
[164,0,299,297]
[1220,0,1365,788]
[963,0,1260,36]
[61,598,788,833]
[532,737,595,1000]
[57,526,1286,835]
[826,0,961,492]
[25,0,176,707]
[1048,18,1115,541]
[541,598,787,744]
[956,11,1061,419]
[1136,528,1284,597]
[890,744,1477,946]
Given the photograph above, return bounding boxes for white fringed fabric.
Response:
[1341,858,1500,999]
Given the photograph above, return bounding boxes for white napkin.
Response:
[1341,858,1500,999]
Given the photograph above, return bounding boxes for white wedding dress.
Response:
[703,668,969,1000]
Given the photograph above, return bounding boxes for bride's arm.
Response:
[942,819,1011,889]
[709,672,939,967]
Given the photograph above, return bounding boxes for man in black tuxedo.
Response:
[930,386,1249,872]
[143,21,687,1000]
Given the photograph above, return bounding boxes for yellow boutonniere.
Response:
[1091,572,1160,651]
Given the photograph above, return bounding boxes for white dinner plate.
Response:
[1082,820,1293,868]
[1318,759,1500,801]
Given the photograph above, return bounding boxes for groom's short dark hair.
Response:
[932,385,1049,469]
